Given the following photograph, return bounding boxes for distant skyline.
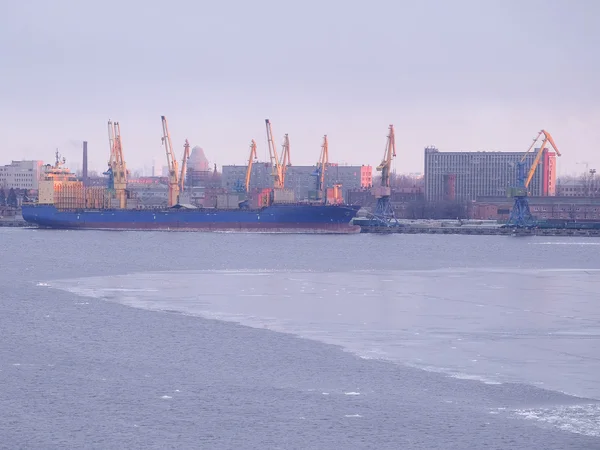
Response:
[2,0,599,176]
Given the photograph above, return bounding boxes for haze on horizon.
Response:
[1,0,598,176]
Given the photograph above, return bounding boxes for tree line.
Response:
[0,188,22,208]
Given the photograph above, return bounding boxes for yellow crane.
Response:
[507,129,561,227]
[373,125,396,219]
[245,139,258,192]
[179,139,191,194]
[161,115,180,207]
[280,133,291,186]
[265,119,284,189]
[107,120,128,209]
[522,129,561,189]
[312,135,329,202]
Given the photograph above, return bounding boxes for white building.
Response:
[0,160,45,190]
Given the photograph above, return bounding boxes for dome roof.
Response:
[188,146,209,171]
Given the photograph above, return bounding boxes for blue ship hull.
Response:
[21,204,361,234]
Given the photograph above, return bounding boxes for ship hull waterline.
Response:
[21,204,361,234]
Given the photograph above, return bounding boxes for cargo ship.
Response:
[21,203,361,233]
[21,155,361,233]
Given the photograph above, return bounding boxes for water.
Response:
[1,229,599,449]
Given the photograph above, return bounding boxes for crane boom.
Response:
[245,139,258,192]
[507,129,561,228]
[280,134,291,186]
[265,119,283,189]
[521,129,561,189]
[107,119,127,208]
[161,115,180,207]
[314,135,329,202]
[179,139,191,193]
[376,125,396,188]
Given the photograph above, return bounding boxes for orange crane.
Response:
[179,139,191,194]
[161,115,180,207]
[265,119,284,189]
[280,133,291,186]
[507,129,561,227]
[245,139,258,192]
[107,120,128,209]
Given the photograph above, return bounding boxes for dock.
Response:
[359,225,600,237]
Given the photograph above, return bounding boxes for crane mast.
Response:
[265,119,284,189]
[507,129,561,228]
[107,120,127,209]
[179,139,191,193]
[373,125,396,222]
[245,139,258,192]
[161,115,180,207]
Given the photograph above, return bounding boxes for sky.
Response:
[1,0,599,176]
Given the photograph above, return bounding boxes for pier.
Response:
[359,225,600,237]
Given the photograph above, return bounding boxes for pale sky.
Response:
[1,0,599,175]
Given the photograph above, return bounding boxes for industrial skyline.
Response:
[2,1,599,175]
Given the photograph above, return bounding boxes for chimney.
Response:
[82,141,88,186]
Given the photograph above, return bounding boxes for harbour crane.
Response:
[179,139,191,194]
[265,119,284,189]
[311,135,329,202]
[280,134,291,186]
[161,115,180,207]
[506,129,561,227]
[373,125,396,222]
[245,139,258,192]
[106,120,128,209]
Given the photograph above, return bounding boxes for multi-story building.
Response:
[221,164,372,201]
[221,163,273,192]
[0,160,45,190]
[423,147,557,202]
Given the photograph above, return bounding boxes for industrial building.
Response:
[186,146,212,188]
[472,196,600,221]
[0,160,45,190]
[221,164,372,201]
[556,175,599,197]
[423,147,557,202]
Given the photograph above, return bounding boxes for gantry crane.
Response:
[245,139,258,192]
[179,139,191,194]
[506,129,561,227]
[106,120,128,209]
[280,134,291,186]
[311,135,329,202]
[373,125,396,222]
[161,115,180,207]
[265,119,284,189]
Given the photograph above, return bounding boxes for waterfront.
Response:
[1,229,599,449]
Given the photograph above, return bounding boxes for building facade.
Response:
[221,164,372,201]
[472,196,600,221]
[0,160,44,190]
[424,147,556,202]
[556,175,600,197]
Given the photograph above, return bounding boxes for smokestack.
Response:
[82,141,88,186]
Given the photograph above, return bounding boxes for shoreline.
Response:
[359,225,600,237]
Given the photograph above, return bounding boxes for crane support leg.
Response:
[372,196,398,226]
[507,196,534,228]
